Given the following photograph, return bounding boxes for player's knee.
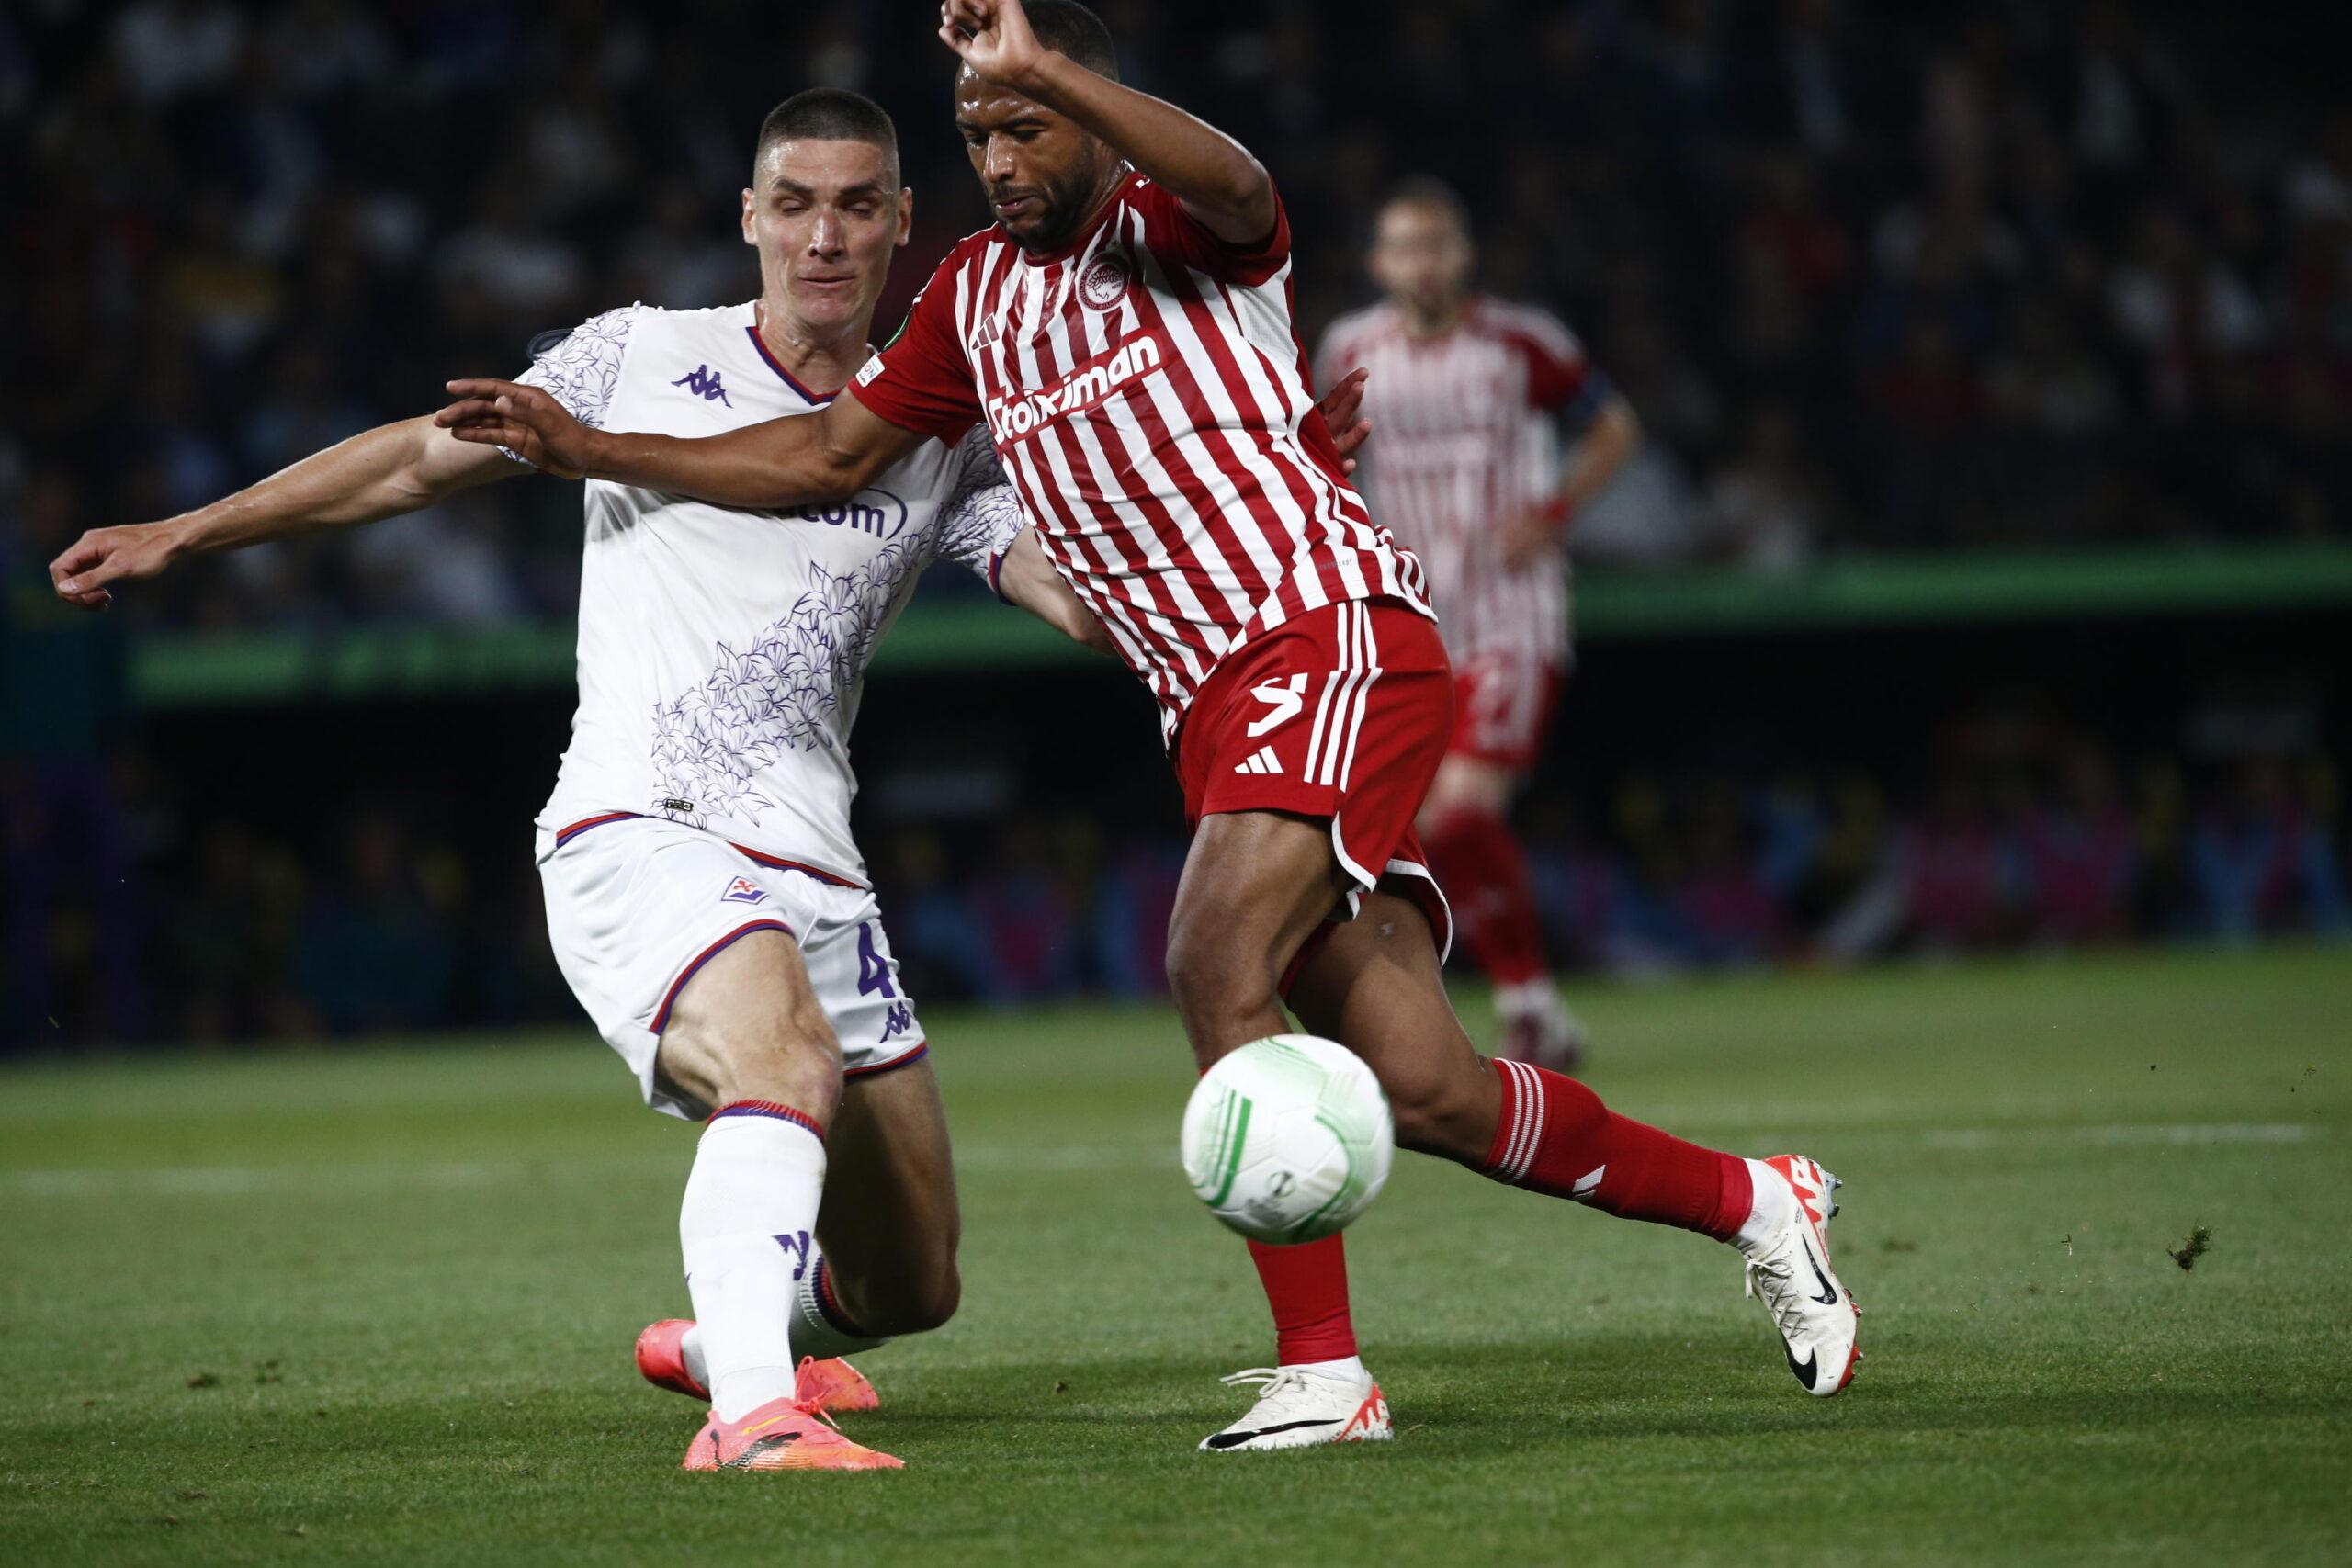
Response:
[1163,912,1273,1041]
[663,1015,842,1117]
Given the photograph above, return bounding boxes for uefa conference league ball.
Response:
[1181,1034,1395,1246]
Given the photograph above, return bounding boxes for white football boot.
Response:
[1738,1154,1862,1396]
[1197,1362,1393,1452]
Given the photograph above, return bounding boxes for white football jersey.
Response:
[516,301,1020,886]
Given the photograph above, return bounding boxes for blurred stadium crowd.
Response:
[6,0,2351,625]
[6,1,2350,1044]
[17,724,2345,1043]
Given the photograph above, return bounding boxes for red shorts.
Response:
[1171,598,1453,957]
[1448,649,1565,773]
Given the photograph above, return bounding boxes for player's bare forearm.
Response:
[941,3,1273,245]
[1557,396,1641,519]
[438,380,920,510]
[49,416,512,609]
[1025,54,1272,243]
[589,421,862,508]
[998,527,1115,654]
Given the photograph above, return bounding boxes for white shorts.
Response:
[537,814,927,1120]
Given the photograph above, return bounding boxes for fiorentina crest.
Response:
[720,875,769,906]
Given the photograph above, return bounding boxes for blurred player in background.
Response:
[440,0,1863,1453]
[1320,180,1642,1070]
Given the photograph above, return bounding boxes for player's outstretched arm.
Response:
[49,415,516,610]
[436,380,925,510]
[939,0,1275,245]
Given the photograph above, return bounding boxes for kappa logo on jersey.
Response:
[984,333,1162,441]
[879,1000,913,1043]
[673,364,733,406]
[1246,674,1309,736]
[1078,251,1132,310]
[720,875,769,906]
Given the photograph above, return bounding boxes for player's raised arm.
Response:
[938,0,1275,246]
[49,415,516,610]
[436,378,926,511]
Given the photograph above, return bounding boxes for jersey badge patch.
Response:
[720,875,770,906]
[1079,252,1132,310]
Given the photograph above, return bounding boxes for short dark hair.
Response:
[1380,175,1470,233]
[1012,0,1120,82]
[755,88,899,176]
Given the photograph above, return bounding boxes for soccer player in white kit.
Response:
[47,90,1179,1472]
[1319,179,1644,1071]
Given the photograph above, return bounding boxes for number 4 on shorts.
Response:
[856,921,898,998]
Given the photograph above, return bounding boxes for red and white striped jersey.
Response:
[852,173,1431,740]
[1317,297,1601,664]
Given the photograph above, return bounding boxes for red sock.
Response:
[1483,1058,1752,1238]
[1247,1235,1358,1363]
[1422,806,1548,986]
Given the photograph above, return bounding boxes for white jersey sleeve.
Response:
[932,424,1023,600]
[501,305,639,465]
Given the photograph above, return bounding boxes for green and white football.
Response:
[1180,1034,1394,1246]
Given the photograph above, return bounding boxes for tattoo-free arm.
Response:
[940,0,1276,245]
[50,415,516,609]
[1556,395,1642,520]
[997,527,1115,653]
[1495,395,1644,570]
[436,379,928,509]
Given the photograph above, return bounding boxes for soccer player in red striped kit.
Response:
[1320,179,1645,1070]
[441,0,1863,1448]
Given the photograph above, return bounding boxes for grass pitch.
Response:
[4,946,2349,1566]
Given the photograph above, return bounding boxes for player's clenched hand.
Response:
[938,0,1046,89]
[1317,367,1372,478]
[49,521,187,611]
[436,380,594,479]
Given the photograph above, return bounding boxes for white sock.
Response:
[678,1247,888,1390]
[1292,1355,1368,1383]
[680,1103,827,1421]
[1734,1157,1792,1252]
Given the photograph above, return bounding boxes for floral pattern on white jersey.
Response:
[936,424,1021,574]
[501,305,638,462]
[646,532,922,825]
[645,431,1020,829]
